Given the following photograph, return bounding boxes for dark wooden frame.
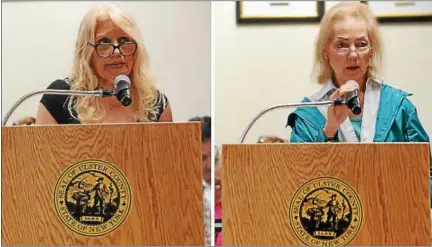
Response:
[362,1,432,23]
[236,1,324,24]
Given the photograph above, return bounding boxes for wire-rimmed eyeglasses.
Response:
[333,45,372,55]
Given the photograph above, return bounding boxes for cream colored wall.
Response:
[2,1,210,124]
[214,2,432,144]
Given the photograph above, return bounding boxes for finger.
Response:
[331,89,348,99]
[338,91,348,98]
[339,84,357,94]
[330,89,341,99]
[340,83,357,91]
[333,104,350,115]
[333,105,347,112]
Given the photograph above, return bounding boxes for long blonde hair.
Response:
[68,4,159,122]
[314,2,383,84]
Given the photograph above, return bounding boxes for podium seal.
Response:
[54,159,131,236]
[289,177,363,246]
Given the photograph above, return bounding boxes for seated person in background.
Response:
[188,116,211,246]
[36,4,172,124]
[188,116,212,193]
[13,116,36,126]
[214,146,223,246]
[287,2,429,143]
[203,191,211,246]
[257,135,288,143]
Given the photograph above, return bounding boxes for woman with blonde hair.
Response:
[257,135,288,144]
[36,4,172,124]
[287,2,428,143]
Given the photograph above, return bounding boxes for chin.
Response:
[108,71,129,78]
[343,72,362,81]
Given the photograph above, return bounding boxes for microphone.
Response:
[2,86,114,126]
[345,80,362,115]
[239,101,338,143]
[114,75,132,107]
[237,81,363,143]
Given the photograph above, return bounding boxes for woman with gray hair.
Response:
[36,4,172,124]
[287,2,429,144]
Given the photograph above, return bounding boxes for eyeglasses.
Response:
[333,44,372,55]
[88,41,137,58]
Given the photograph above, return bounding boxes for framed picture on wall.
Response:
[364,1,432,22]
[236,1,324,24]
[324,1,364,13]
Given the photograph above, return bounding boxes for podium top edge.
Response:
[222,142,431,147]
[1,121,200,128]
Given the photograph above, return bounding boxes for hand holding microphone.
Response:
[323,80,362,139]
[344,80,362,115]
[238,80,362,143]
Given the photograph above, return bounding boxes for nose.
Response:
[112,41,122,56]
[347,45,359,59]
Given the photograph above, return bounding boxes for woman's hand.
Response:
[323,84,358,138]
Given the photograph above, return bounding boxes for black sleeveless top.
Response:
[40,79,169,124]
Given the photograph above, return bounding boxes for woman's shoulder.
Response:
[380,83,415,108]
[41,78,71,104]
[380,83,412,97]
[40,78,78,124]
[146,90,169,122]
[155,89,169,112]
[155,90,169,108]
[46,78,71,90]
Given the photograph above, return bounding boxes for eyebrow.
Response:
[95,36,132,44]
[335,36,367,40]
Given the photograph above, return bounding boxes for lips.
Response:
[108,62,125,66]
[346,66,360,70]
[106,62,126,69]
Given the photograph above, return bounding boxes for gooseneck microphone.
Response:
[114,75,132,107]
[2,87,114,126]
[3,76,134,126]
[345,80,362,115]
[238,80,363,143]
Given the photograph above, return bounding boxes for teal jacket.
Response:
[287,83,431,205]
[287,84,429,143]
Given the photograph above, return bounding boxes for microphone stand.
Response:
[239,99,344,143]
[2,89,114,126]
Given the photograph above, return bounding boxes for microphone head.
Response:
[344,80,362,115]
[351,104,362,115]
[114,74,131,90]
[114,75,132,107]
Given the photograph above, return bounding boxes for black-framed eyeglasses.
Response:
[88,41,137,58]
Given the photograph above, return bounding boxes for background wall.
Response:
[2,1,211,123]
[214,1,432,144]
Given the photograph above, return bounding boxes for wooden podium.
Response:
[2,123,204,246]
[222,143,431,246]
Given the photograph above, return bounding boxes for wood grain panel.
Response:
[222,143,431,246]
[2,122,204,246]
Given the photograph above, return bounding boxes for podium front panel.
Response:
[222,143,431,246]
[2,123,204,246]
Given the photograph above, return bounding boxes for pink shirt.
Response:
[215,202,222,219]
[215,202,222,246]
